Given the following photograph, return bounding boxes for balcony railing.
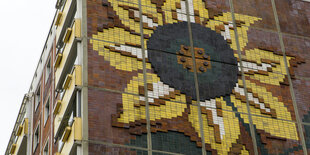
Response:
[56,117,82,155]
[55,19,81,90]
[5,95,29,155]
[10,118,28,155]
[54,65,81,137]
[55,0,76,44]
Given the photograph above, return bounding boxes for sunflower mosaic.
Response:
[90,0,305,154]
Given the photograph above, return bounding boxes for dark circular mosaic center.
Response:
[147,22,238,101]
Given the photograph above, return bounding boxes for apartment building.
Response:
[6,0,85,154]
[5,0,310,154]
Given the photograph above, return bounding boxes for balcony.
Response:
[55,19,81,90]
[10,118,28,155]
[56,117,82,155]
[55,0,77,44]
[54,65,81,137]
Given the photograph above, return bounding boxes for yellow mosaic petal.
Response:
[120,73,188,124]
[207,12,261,51]
[188,98,241,155]
[233,80,299,140]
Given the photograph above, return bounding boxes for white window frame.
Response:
[43,138,49,155]
[44,98,50,125]
[35,85,41,111]
[45,58,51,84]
[33,123,40,152]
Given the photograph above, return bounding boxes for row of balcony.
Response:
[8,0,82,154]
[53,64,82,154]
[9,118,28,155]
[53,0,82,154]
[55,18,81,90]
[55,0,77,46]
[54,65,81,135]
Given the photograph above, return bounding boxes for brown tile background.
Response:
[275,0,310,38]
[233,0,277,30]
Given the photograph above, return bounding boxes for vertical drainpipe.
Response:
[137,0,153,154]
[184,0,207,154]
[228,0,259,154]
[27,93,34,155]
[50,28,56,155]
[270,0,308,154]
[78,0,89,154]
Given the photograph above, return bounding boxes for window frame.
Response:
[43,138,49,155]
[44,98,50,125]
[45,57,51,84]
[35,85,41,112]
[33,123,40,153]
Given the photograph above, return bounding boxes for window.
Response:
[33,124,40,152]
[35,86,41,111]
[45,58,51,83]
[43,141,49,155]
[44,99,50,125]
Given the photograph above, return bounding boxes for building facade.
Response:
[5,0,310,154]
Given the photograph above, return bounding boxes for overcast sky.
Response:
[0,0,57,153]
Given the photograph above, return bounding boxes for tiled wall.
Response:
[87,0,310,154]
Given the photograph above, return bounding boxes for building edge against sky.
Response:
[5,0,87,154]
[5,0,310,155]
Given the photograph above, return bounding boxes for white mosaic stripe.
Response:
[111,45,148,59]
[177,0,195,22]
[238,61,272,72]
[200,99,225,139]
[134,10,159,28]
[220,24,233,40]
[234,84,271,113]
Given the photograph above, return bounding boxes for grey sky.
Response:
[0,0,57,153]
